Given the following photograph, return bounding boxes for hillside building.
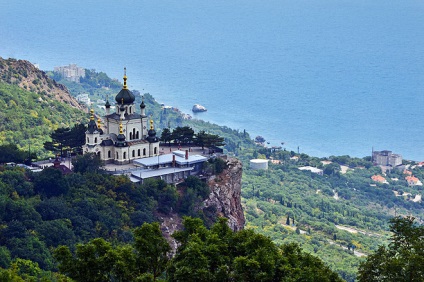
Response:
[83,69,159,164]
[298,166,324,176]
[405,176,423,186]
[372,150,402,167]
[250,159,269,170]
[371,174,388,184]
[76,93,91,105]
[129,150,208,184]
[54,64,85,82]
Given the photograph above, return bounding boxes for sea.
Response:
[1,0,424,160]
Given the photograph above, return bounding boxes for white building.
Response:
[298,166,324,176]
[250,159,269,170]
[82,70,159,165]
[76,93,91,105]
[129,150,208,184]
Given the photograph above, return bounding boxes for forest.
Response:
[0,154,224,279]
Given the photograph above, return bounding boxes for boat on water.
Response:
[192,104,207,113]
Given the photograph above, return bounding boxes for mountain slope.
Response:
[0,57,84,110]
[0,58,87,158]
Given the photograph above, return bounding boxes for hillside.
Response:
[238,150,424,281]
[0,57,84,110]
[0,58,87,159]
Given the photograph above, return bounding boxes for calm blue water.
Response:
[1,0,424,160]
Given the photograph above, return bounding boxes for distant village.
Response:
[249,145,423,204]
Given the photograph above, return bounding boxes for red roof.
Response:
[405,176,419,184]
[371,175,386,183]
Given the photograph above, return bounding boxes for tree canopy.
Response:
[72,153,104,174]
[357,216,424,282]
[44,124,86,156]
[53,217,342,282]
[168,217,343,282]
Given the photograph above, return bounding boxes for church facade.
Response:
[82,70,159,164]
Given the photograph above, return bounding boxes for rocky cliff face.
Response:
[0,57,85,110]
[160,157,245,252]
[204,157,245,231]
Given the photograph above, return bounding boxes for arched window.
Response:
[94,137,97,143]
[154,147,157,154]
[123,152,126,159]
[87,137,89,143]
[136,131,139,139]
[116,152,119,159]
[130,132,132,140]
[138,149,140,156]
[133,128,136,139]
[143,148,146,156]
[132,150,135,157]
[108,151,111,158]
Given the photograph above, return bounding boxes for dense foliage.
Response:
[0,144,35,164]
[168,217,343,282]
[0,165,213,273]
[0,82,84,159]
[44,124,86,156]
[53,217,342,282]
[358,216,424,281]
[54,222,170,281]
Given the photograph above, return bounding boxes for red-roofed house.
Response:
[371,174,388,184]
[405,176,423,186]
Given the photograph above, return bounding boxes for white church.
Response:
[82,69,160,164]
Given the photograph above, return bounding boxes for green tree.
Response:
[195,131,225,149]
[323,163,341,176]
[44,124,86,157]
[67,123,86,153]
[44,127,71,157]
[0,144,26,163]
[0,246,11,268]
[195,130,207,149]
[358,216,424,282]
[72,153,103,174]
[134,222,171,280]
[280,243,343,282]
[172,126,194,145]
[183,176,210,200]
[167,217,342,282]
[33,167,69,197]
[160,128,172,146]
[143,178,178,214]
[54,238,119,282]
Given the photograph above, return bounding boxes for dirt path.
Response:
[336,225,382,238]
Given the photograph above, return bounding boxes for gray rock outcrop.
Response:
[204,157,245,231]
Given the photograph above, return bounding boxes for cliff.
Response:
[204,157,245,231]
[0,57,85,110]
[160,157,245,251]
